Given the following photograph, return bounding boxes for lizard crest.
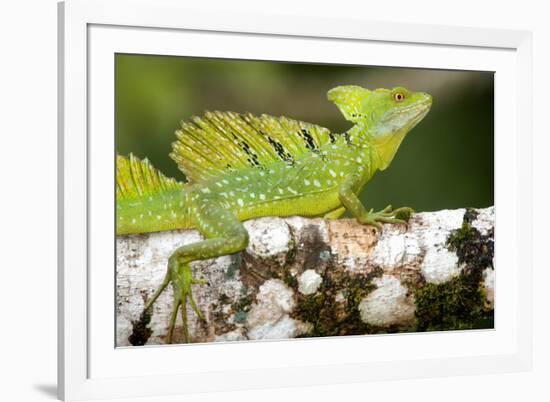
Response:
[170,112,334,184]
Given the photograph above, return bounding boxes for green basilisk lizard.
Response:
[117,85,432,343]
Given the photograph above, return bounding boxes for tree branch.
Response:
[116,207,494,345]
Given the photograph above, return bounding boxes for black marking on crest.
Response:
[329,132,336,143]
[240,140,263,168]
[267,136,294,164]
[299,129,319,153]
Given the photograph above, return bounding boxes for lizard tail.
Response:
[116,154,193,235]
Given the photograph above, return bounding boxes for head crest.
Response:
[327,85,371,123]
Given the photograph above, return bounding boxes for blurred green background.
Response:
[116,54,493,212]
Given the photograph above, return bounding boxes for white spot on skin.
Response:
[287,187,297,195]
[329,169,337,177]
[131,218,136,224]
[237,198,244,207]
[298,270,323,295]
[313,180,321,187]
[250,193,255,198]
[201,188,211,194]
[259,194,266,200]
[358,275,416,326]
[304,179,311,186]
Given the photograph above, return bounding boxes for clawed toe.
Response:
[143,262,207,344]
[358,205,414,229]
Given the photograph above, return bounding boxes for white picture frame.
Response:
[58,0,533,400]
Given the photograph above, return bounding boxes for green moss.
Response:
[218,293,231,305]
[233,311,248,323]
[282,266,299,289]
[224,254,241,279]
[414,208,494,331]
[233,294,253,312]
[128,309,153,346]
[293,266,384,337]
[230,289,253,324]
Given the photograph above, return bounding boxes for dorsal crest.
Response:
[170,111,334,183]
[117,154,183,201]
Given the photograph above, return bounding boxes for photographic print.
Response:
[115,54,494,346]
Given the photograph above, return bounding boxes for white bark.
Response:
[116,207,494,345]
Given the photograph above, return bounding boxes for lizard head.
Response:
[327,85,432,169]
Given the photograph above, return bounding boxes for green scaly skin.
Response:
[117,85,432,343]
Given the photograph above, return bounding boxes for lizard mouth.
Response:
[381,96,432,131]
[398,95,432,116]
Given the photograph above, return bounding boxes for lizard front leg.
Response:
[143,196,248,344]
[338,174,413,229]
[323,206,346,219]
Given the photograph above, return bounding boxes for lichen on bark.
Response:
[116,207,495,345]
[413,208,494,331]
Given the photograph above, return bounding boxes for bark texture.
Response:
[116,207,494,346]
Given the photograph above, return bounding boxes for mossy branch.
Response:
[116,207,494,346]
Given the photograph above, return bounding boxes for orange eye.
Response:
[394,92,405,102]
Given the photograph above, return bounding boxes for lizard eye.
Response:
[393,92,405,102]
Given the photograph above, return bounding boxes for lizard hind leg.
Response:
[144,196,249,344]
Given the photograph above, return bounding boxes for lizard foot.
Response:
[143,259,208,344]
[358,205,414,230]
